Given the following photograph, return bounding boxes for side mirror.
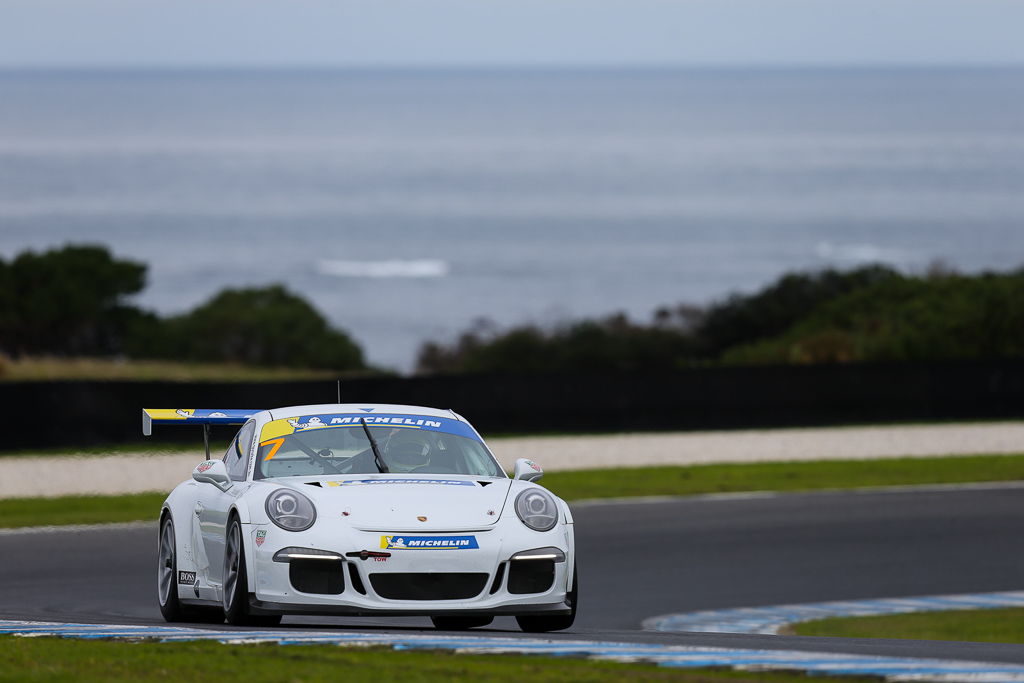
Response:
[513,458,544,482]
[193,460,232,491]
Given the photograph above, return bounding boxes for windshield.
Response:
[255,413,505,479]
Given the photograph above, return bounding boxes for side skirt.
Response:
[180,598,222,608]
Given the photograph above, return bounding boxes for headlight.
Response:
[265,488,317,531]
[515,488,558,532]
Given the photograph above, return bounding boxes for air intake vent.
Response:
[508,559,555,594]
[489,563,506,594]
[370,573,488,600]
[348,563,366,595]
[289,559,344,594]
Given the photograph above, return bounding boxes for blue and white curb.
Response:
[4,619,1024,683]
[645,590,1024,635]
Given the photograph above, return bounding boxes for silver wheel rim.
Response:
[223,522,240,610]
[158,520,174,606]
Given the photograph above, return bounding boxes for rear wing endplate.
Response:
[142,408,259,459]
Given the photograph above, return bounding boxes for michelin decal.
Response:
[380,535,479,550]
[289,415,443,430]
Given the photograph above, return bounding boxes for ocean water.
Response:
[0,68,1022,370]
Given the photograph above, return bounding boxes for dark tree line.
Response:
[417,264,1024,374]
[7,245,1021,376]
[0,245,365,371]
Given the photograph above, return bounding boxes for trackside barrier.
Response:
[0,360,1022,451]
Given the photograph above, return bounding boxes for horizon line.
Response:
[2,62,1024,74]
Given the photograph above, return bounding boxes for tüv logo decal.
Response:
[380,535,479,550]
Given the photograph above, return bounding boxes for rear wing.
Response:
[142,408,260,458]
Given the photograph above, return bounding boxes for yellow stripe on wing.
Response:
[144,408,194,421]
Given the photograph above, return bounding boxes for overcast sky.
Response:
[2,0,1024,68]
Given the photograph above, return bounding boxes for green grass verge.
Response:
[0,443,195,458]
[3,454,1024,529]
[0,356,347,382]
[0,493,166,528]
[0,636,880,683]
[540,454,1024,501]
[792,607,1024,644]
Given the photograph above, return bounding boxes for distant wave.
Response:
[815,241,917,266]
[317,259,449,278]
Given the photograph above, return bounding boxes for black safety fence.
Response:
[1,360,1022,451]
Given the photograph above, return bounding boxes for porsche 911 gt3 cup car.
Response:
[146,404,577,632]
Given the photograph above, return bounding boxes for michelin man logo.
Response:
[288,416,326,431]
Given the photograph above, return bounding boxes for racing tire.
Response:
[430,616,494,630]
[157,515,223,624]
[223,516,282,627]
[515,563,577,633]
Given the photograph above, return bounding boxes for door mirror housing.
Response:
[513,458,544,482]
[192,459,232,491]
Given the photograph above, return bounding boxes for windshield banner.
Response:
[259,413,482,443]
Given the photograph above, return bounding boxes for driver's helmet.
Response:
[384,429,431,472]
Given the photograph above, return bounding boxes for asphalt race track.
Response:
[3,486,1024,664]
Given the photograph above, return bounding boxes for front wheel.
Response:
[157,515,222,623]
[223,516,282,627]
[516,563,577,633]
[431,616,493,630]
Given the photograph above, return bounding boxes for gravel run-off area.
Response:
[2,421,1023,499]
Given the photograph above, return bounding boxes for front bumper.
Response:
[248,522,574,616]
[248,598,571,617]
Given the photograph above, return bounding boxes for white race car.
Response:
[146,404,577,632]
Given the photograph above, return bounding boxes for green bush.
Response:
[0,244,148,357]
[693,265,900,357]
[147,285,364,370]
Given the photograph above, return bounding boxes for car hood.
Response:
[276,474,513,531]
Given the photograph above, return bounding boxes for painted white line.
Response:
[2,619,1024,682]
[645,590,1024,635]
